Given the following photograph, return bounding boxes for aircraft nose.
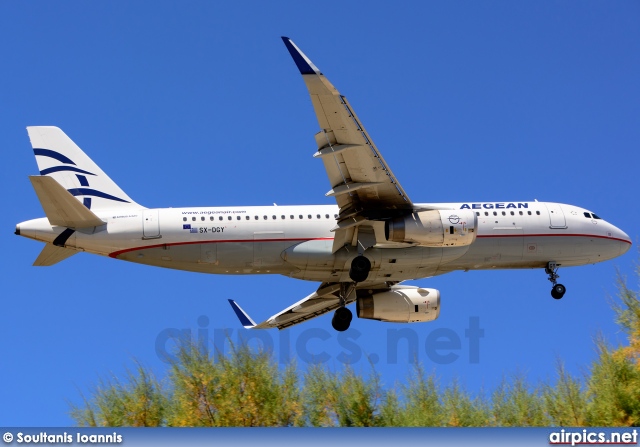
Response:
[15,224,20,236]
[613,225,632,255]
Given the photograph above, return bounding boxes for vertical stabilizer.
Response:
[27,126,143,211]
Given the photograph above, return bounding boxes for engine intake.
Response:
[385,209,476,247]
[357,287,440,323]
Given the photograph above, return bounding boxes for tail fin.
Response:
[27,126,142,211]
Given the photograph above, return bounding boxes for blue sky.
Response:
[1,2,639,426]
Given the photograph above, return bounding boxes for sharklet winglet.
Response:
[228,299,257,329]
[281,37,321,75]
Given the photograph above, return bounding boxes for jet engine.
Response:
[356,287,440,323]
[385,209,476,247]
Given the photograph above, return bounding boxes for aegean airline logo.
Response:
[33,148,129,207]
[460,203,529,210]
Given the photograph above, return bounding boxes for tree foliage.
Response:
[71,264,640,427]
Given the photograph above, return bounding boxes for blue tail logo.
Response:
[34,148,130,209]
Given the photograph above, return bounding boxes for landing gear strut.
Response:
[332,255,370,331]
[331,283,355,332]
[546,262,566,299]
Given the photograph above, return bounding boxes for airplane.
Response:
[15,37,632,332]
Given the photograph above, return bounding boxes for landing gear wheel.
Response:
[349,256,371,283]
[551,284,566,300]
[545,262,566,300]
[332,307,352,332]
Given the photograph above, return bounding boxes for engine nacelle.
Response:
[356,287,441,323]
[385,209,477,247]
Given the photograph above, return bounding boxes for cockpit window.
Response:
[584,212,591,218]
[591,213,602,220]
[584,211,602,220]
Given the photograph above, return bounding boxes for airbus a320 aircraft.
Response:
[16,37,632,332]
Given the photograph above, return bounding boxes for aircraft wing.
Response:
[229,282,387,330]
[282,37,414,251]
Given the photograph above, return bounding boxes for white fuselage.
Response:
[17,201,631,284]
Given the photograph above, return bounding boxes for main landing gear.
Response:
[546,261,566,299]
[332,306,352,332]
[332,255,372,331]
[332,283,355,332]
[349,255,371,283]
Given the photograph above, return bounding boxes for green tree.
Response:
[542,361,587,426]
[70,362,165,427]
[70,260,640,428]
[302,365,382,426]
[491,374,548,426]
[166,342,303,426]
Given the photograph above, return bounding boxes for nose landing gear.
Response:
[546,262,566,299]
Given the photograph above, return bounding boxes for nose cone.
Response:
[15,224,20,236]
[613,225,632,256]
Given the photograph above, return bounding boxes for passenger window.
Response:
[201,216,205,221]
[299,215,303,219]
[536,211,540,215]
[263,216,267,220]
[255,216,259,220]
[510,211,514,216]
[325,214,330,219]
[501,211,506,216]
[246,216,250,220]
[219,216,223,221]
[290,215,294,219]
[228,216,232,220]
[210,216,214,221]
[519,211,523,215]
[272,215,276,220]
[334,214,338,218]
[317,214,321,219]
[493,211,497,216]
[308,214,312,219]
[484,212,489,216]
[527,211,532,216]
[237,216,241,220]
[476,212,480,216]
[183,217,187,222]
[192,217,196,221]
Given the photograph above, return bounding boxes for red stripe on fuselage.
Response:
[108,237,335,258]
[477,233,631,244]
[109,233,630,258]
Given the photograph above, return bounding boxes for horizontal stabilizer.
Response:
[30,176,105,228]
[33,243,78,266]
